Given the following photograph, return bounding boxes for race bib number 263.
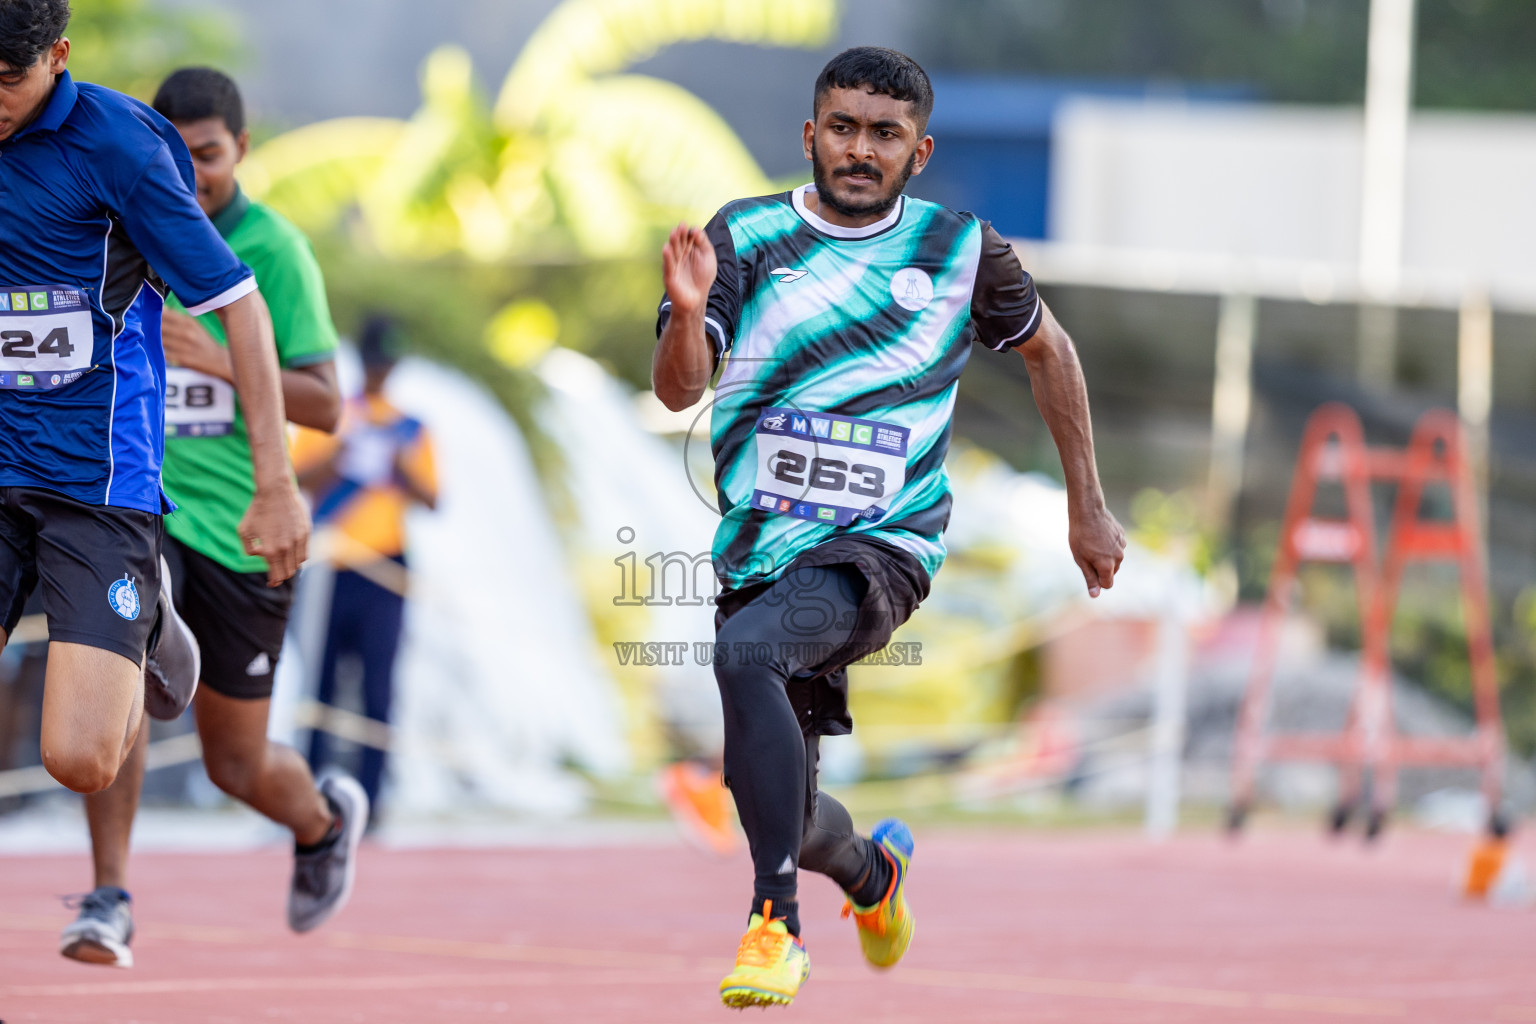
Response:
[0,286,92,390]
[752,406,909,527]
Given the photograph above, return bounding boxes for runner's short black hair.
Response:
[813,46,933,131]
[0,0,71,72]
[152,67,245,137]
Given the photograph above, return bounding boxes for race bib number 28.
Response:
[752,405,909,527]
[0,286,92,390]
[165,366,236,437]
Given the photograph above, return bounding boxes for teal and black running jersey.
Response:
[658,184,1043,590]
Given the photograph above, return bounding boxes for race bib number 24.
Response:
[0,286,92,390]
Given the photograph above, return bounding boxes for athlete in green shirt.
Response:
[61,68,368,968]
[160,187,339,573]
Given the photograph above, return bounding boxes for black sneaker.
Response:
[288,772,369,933]
[143,555,200,721]
[59,887,134,967]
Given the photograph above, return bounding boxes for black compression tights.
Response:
[714,564,890,931]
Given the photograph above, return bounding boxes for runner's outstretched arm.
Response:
[1017,301,1126,597]
[215,289,311,585]
[654,224,718,411]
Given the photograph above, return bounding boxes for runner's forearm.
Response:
[653,304,713,411]
[282,362,340,433]
[1019,305,1107,514]
[179,353,337,432]
[215,290,290,490]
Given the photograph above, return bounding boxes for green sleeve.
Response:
[258,232,339,368]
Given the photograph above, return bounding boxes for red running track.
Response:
[1,827,1533,1023]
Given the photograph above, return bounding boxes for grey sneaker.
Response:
[59,887,134,967]
[288,772,369,933]
[143,555,200,721]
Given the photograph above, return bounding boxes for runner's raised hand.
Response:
[662,223,718,315]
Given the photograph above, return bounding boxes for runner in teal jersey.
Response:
[653,48,1126,1008]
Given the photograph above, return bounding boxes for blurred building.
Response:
[170,0,564,126]
[203,0,1248,242]
[917,77,1251,239]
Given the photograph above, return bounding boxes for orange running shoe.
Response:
[659,761,740,857]
[719,900,810,1008]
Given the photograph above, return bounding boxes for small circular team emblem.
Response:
[50,374,60,386]
[890,267,934,311]
[108,576,140,621]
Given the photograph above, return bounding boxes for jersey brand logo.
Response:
[246,652,271,676]
[769,267,808,284]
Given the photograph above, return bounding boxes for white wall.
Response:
[1052,99,1536,294]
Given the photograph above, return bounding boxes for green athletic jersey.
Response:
[162,187,338,573]
[657,184,1043,590]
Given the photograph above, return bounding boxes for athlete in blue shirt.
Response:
[0,4,308,798]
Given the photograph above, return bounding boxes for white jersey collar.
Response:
[791,183,906,240]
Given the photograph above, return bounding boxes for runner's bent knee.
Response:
[40,738,119,793]
[40,640,146,790]
[203,747,263,801]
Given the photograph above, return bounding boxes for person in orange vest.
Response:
[291,317,437,816]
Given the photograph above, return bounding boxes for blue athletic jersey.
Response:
[0,72,255,513]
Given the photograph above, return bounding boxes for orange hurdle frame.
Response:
[1228,404,1504,837]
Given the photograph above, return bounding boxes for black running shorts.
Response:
[0,486,163,664]
[714,534,929,736]
[163,536,295,701]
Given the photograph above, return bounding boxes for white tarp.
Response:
[275,355,629,815]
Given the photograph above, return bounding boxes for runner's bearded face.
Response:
[174,116,248,217]
[805,86,925,221]
[0,39,67,143]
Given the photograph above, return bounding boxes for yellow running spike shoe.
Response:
[719,900,810,1009]
[841,818,915,969]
